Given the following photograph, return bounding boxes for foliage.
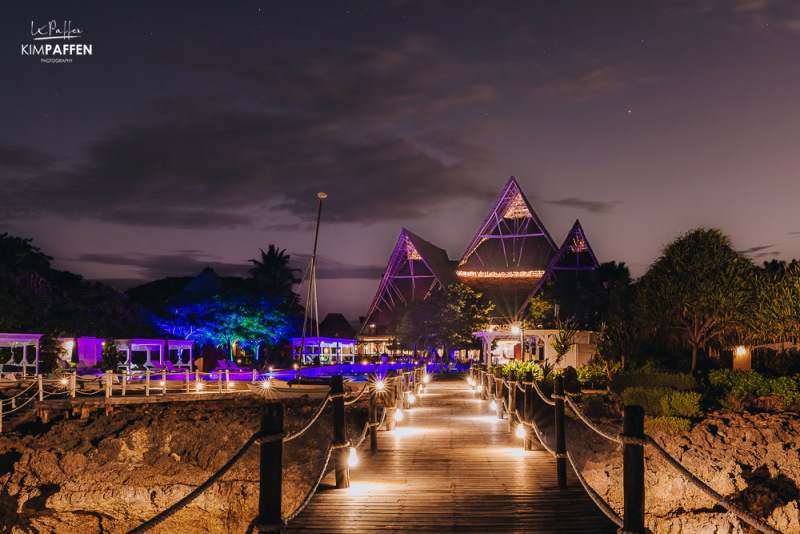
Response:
[390,284,494,354]
[100,339,120,371]
[248,245,301,300]
[502,360,544,381]
[719,392,747,413]
[524,294,556,329]
[708,369,800,404]
[576,361,609,389]
[609,370,696,394]
[561,366,581,394]
[580,393,606,418]
[637,228,754,373]
[39,333,67,374]
[549,319,578,364]
[660,391,704,418]
[645,416,692,434]
[621,386,673,416]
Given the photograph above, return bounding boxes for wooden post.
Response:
[554,375,567,489]
[70,373,76,398]
[403,366,410,410]
[185,369,190,394]
[161,370,167,396]
[0,400,3,433]
[145,369,151,397]
[218,369,222,393]
[252,369,257,383]
[331,375,350,488]
[507,370,517,433]
[523,370,534,451]
[105,370,112,398]
[623,405,646,534]
[495,367,504,419]
[122,369,127,397]
[385,370,397,431]
[259,401,283,531]
[38,374,43,401]
[368,373,378,453]
[482,368,489,400]
[226,369,231,389]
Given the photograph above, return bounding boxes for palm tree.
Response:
[248,245,302,299]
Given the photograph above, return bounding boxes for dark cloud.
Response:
[547,197,621,213]
[668,0,800,33]
[0,145,53,170]
[290,254,384,280]
[742,244,780,258]
[0,37,502,229]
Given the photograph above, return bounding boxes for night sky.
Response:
[3,1,800,321]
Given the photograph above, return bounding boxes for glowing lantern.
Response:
[348,447,358,467]
[516,424,525,438]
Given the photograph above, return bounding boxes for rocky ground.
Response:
[566,404,800,533]
[0,395,368,534]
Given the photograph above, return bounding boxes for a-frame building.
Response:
[522,219,600,313]
[358,229,459,337]
[456,176,558,322]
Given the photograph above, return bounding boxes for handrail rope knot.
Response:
[331,440,352,450]
[328,391,349,398]
[255,431,288,445]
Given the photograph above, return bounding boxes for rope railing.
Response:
[124,365,428,534]
[467,365,781,534]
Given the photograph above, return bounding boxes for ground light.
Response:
[423,375,430,384]
[376,380,385,391]
[261,380,271,389]
[396,409,403,421]
[477,385,483,393]
[348,447,358,467]
[490,400,497,410]
[60,378,68,385]
[408,393,416,404]
[227,381,235,389]
[160,380,166,386]
[516,424,525,438]
[196,382,204,391]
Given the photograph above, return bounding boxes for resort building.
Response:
[357,177,600,366]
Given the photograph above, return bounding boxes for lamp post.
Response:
[511,323,524,361]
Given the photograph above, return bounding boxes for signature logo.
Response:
[30,20,83,40]
[22,20,92,63]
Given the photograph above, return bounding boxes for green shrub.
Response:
[562,366,581,394]
[719,392,747,413]
[610,371,695,394]
[502,360,543,381]
[100,339,119,371]
[645,416,692,434]
[621,386,673,416]
[577,361,609,390]
[580,393,605,418]
[661,391,703,418]
[708,369,800,404]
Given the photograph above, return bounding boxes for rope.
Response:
[344,382,369,405]
[284,396,330,442]
[563,396,623,444]
[566,451,623,527]
[517,382,525,392]
[1,392,38,414]
[125,431,262,534]
[645,436,781,534]
[0,380,37,402]
[530,379,556,406]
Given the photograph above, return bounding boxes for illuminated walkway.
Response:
[284,374,618,533]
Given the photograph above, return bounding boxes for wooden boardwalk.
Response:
[285,374,618,533]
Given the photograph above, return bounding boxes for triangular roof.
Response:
[174,267,223,303]
[522,219,600,311]
[458,176,557,272]
[358,229,456,336]
[456,177,558,321]
[319,313,357,339]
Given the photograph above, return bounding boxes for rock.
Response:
[0,396,368,533]
[563,410,800,533]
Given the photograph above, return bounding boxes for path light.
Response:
[160,380,166,386]
[376,380,385,391]
[490,400,497,410]
[477,384,483,393]
[196,382,204,391]
[60,378,68,385]
[227,381,235,389]
[396,409,403,421]
[348,447,359,467]
[516,424,526,438]
[261,380,271,389]
[423,375,430,384]
[408,393,416,404]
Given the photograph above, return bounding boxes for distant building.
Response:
[357,177,600,365]
[292,313,358,364]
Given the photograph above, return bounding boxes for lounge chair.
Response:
[216,360,250,372]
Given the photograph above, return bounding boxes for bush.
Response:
[719,392,747,413]
[580,393,605,418]
[708,369,800,404]
[645,416,692,434]
[562,366,581,394]
[100,339,120,371]
[502,360,543,381]
[577,361,608,390]
[621,386,673,416]
[610,371,696,394]
[661,391,703,418]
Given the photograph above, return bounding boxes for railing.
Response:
[120,363,427,534]
[467,364,781,534]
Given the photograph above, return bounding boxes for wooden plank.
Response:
[284,375,618,533]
